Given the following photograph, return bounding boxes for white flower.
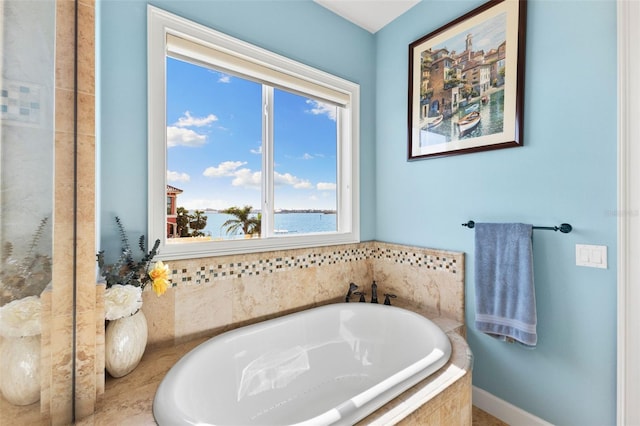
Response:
[104,284,142,321]
[0,296,42,338]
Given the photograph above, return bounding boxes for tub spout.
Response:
[354,291,366,303]
[345,282,358,302]
[370,281,378,303]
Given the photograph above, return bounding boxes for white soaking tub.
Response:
[153,303,452,425]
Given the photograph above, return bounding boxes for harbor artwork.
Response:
[408,0,526,160]
[421,88,504,146]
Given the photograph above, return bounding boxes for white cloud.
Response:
[232,168,262,188]
[167,170,191,183]
[305,99,337,121]
[275,172,312,189]
[203,161,315,191]
[167,126,207,147]
[250,144,262,155]
[203,161,246,177]
[175,111,218,128]
[218,74,231,83]
[301,153,313,160]
[317,182,336,191]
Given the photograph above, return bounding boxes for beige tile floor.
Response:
[473,405,509,426]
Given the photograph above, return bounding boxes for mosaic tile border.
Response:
[167,242,461,287]
[369,246,458,272]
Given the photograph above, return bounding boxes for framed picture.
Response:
[408,0,527,160]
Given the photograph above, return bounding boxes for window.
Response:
[148,6,360,260]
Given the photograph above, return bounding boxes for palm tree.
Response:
[247,213,261,237]
[189,210,208,237]
[176,207,190,237]
[220,205,254,236]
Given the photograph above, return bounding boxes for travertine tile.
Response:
[175,280,233,343]
[77,1,95,95]
[53,90,95,136]
[0,394,49,426]
[86,315,471,425]
[75,308,97,418]
[141,242,463,346]
[142,287,175,348]
[55,0,75,91]
[88,241,467,423]
[473,405,508,426]
[371,242,464,322]
[49,314,74,424]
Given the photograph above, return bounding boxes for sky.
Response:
[166,57,338,211]
[432,12,506,54]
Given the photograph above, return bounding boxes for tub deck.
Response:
[78,312,472,426]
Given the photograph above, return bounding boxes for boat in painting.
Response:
[426,114,443,129]
[457,111,480,136]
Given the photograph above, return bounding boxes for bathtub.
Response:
[153,303,452,425]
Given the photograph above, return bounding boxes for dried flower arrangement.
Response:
[97,217,169,320]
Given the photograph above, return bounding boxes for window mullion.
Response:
[262,85,274,238]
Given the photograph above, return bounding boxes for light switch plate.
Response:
[576,244,607,269]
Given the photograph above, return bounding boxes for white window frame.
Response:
[147,6,360,260]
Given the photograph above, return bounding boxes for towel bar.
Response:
[462,220,572,233]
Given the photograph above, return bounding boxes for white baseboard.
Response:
[473,386,554,426]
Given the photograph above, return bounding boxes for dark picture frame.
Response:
[408,0,527,160]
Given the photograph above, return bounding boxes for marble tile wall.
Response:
[371,241,464,323]
[72,0,97,420]
[397,370,472,425]
[141,241,464,347]
[47,0,77,423]
[39,0,96,423]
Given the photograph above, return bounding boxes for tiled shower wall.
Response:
[1,1,95,424]
[141,241,464,347]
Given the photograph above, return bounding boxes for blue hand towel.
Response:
[474,223,537,347]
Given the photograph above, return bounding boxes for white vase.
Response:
[105,310,148,378]
[0,335,41,405]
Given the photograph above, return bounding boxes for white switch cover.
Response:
[576,244,607,269]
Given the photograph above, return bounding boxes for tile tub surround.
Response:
[80,241,466,424]
[141,241,464,347]
[82,315,471,425]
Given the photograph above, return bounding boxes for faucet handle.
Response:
[354,291,366,303]
[383,293,397,306]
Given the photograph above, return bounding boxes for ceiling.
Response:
[313,0,421,33]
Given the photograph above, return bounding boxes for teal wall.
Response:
[100,0,618,423]
[98,0,377,251]
[375,0,617,424]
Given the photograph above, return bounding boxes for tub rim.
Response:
[152,303,466,426]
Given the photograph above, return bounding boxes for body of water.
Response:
[202,212,337,239]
